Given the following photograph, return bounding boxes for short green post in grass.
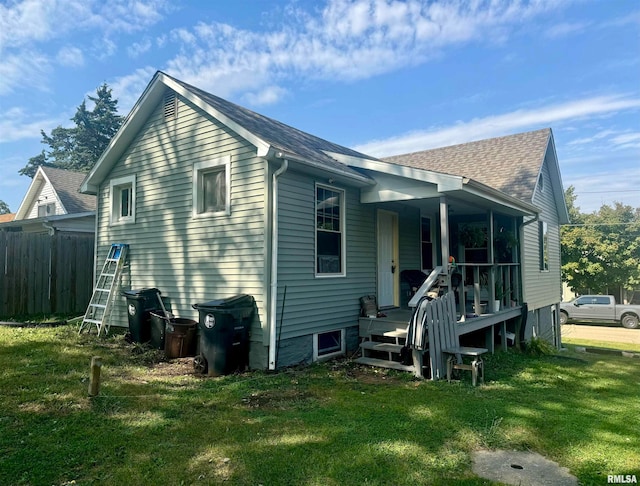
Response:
[88,356,102,396]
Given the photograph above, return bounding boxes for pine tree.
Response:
[19,84,123,178]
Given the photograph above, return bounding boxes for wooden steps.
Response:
[356,325,416,374]
[353,356,414,372]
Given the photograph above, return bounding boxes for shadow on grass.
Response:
[0,326,638,485]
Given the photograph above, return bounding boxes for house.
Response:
[80,71,568,372]
[2,166,95,234]
[384,129,570,345]
[0,166,96,316]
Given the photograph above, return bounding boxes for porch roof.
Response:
[328,152,538,216]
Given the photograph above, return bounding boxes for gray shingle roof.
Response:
[169,75,375,181]
[382,128,552,202]
[41,167,96,213]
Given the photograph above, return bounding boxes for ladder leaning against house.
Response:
[79,243,129,336]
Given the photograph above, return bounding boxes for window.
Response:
[316,185,345,276]
[538,173,544,192]
[539,221,548,271]
[110,175,136,225]
[421,217,433,270]
[313,329,345,360]
[193,156,231,217]
[37,202,56,217]
[576,296,611,305]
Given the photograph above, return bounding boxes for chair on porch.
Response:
[407,292,488,385]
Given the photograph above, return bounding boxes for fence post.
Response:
[88,356,102,396]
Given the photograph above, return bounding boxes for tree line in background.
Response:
[561,186,640,300]
[0,84,122,214]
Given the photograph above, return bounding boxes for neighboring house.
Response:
[0,167,96,316]
[80,71,567,371]
[2,166,95,233]
[0,214,15,223]
[384,129,570,344]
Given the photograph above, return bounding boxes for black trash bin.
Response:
[192,295,255,376]
[122,288,162,344]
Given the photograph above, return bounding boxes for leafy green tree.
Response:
[19,84,123,178]
[561,186,640,295]
[0,200,10,214]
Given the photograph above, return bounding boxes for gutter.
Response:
[268,155,289,371]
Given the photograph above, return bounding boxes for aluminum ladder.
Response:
[79,243,128,336]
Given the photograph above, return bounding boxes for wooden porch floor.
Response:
[359,305,524,352]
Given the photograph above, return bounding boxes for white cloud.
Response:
[0,51,50,95]
[242,86,289,106]
[57,46,84,67]
[544,21,590,39]
[162,0,565,97]
[0,0,170,93]
[0,107,60,143]
[109,66,158,113]
[128,38,153,58]
[353,94,640,156]
[611,132,640,149]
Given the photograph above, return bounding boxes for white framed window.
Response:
[193,156,231,218]
[539,221,549,271]
[420,216,433,270]
[313,329,345,361]
[315,184,346,277]
[37,202,56,217]
[110,175,136,225]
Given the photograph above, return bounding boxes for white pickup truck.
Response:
[559,295,640,329]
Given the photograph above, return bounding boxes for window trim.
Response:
[313,328,346,361]
[539,220,549,272]
[109,175,136,225]
[192,156,231,218]
[315,183,346,278]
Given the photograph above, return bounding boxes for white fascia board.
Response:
[277,151,375,186]
[161,74,272,157]
[81,72,273,195]
[81,74,166,194]
[543,133,570,225]
[324,151,464,192]
[15,167,47,219]
[360,172,441,203]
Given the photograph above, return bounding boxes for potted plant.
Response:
[494,228,518,263]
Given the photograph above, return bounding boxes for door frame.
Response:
[377,209,400,308]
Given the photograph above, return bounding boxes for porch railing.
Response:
[408,266,444,308]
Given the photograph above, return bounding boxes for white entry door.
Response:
[377,210,399,308]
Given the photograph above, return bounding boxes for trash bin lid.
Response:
[121,288,161,298]
[192,294,254,311]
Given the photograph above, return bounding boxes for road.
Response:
[561,323,640,346]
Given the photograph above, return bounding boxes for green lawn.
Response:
[0,324,638,485]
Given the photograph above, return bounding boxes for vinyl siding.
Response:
[95,90,268,345]
[26,181,61,219]
[276,169,376,342]
[522,149,562,310]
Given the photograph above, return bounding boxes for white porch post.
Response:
[439,196,449,278]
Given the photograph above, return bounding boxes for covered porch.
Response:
[347,157,537,377]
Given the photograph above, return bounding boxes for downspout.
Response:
[268,156,289,371]
[42,220,56,308]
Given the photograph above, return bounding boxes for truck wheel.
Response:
[621,314,639,329]
[559,311,568,325]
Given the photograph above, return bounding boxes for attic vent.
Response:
[164,93,177,120]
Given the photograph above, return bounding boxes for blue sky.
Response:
[1,0,638,214]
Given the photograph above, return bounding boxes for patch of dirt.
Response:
[241,388,317,409]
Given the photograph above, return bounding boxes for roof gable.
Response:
[383,129,551,201]
[82,71,374,193]
[15,166,95,219]
[383,128,569,223]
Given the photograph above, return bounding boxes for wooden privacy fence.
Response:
[0,231,95,316]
